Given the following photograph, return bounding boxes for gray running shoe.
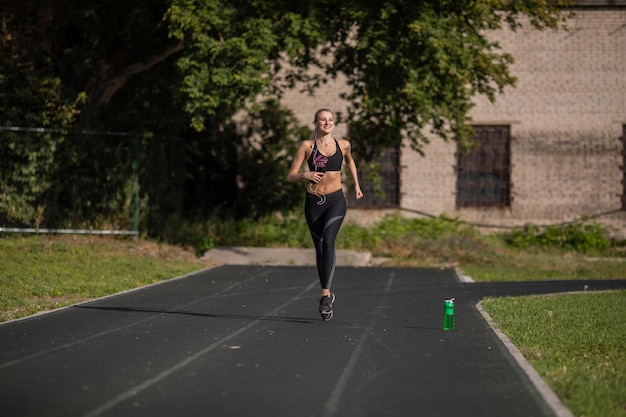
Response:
[319,293,335,321]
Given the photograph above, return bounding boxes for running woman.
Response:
[287,108,363,320]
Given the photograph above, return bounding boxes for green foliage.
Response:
[140,99,307,231]
[502,219,612,254]
[373,212,473,241]
[232,99,308,218]
[155,211,625,280]
[167,0,271,129]
[318,0,569,154]
[0,132,56,225]
[0,2,81,225]
[3,0,570,146]
[339,213,492,264]
[2,101,306,230]
[1,129,137,230]
[154,209,625,269]
[157,211,312,255]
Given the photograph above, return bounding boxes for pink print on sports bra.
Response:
[312,153,328,170]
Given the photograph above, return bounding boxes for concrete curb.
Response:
[201,246,385,267]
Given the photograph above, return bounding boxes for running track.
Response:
[1,266,625,417]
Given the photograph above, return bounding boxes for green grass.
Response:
[482,291,626,417]
[0,235,206,322]
[459,246,626,282]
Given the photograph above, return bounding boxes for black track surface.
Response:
[1,266,624,417]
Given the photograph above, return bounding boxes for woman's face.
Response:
[316,111,335,135]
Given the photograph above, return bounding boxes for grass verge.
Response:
[0,235,209,322]
[482,291,626,417]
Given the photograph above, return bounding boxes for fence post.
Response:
[132,136,139,238]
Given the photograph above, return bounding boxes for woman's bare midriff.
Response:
[307,171,342,195]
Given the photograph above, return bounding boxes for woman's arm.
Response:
[341,140,363,200]
[287,140,316,183]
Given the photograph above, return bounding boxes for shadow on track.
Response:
[74,305,317,324]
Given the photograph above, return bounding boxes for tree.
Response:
[2,0,570,142]
[314,0,570,155]
[0,1,78,225]
[0,0,570,229]
[166,0,569,155]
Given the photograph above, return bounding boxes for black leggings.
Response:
[304,189,346,290]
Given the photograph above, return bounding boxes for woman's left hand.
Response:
[355,187,364,200]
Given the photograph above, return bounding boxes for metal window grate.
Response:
[456,125,511,208]
[347,147,400,208]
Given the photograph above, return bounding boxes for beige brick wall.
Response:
[280,68,352,139]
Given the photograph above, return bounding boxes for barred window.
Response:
[456,125,511,208]
[347,147,400,208]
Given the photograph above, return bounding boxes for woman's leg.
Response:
[304,191,346,290]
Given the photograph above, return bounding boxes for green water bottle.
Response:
[443,298,455,330]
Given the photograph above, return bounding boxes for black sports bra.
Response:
[307,138,343,173]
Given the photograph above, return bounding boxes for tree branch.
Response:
[81,40,185,121]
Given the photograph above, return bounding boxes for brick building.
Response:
[281,2,626,237]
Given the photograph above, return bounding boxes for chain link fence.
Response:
[0,126,139,236]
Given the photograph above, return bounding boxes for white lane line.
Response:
[1,271,270,369]
[81,279,318,417]
[323,273,395,417]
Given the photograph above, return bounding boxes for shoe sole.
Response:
[321,310,333,321]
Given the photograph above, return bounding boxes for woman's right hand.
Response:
[307,171,325,183]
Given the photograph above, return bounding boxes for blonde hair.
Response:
[313,108,335,123]
[309,108,335,139]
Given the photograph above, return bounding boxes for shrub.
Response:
[502,219,611,254]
